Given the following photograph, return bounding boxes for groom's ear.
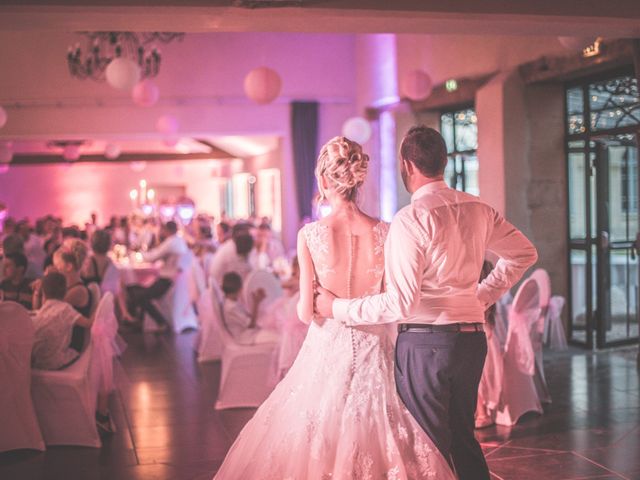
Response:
[403,158,415,175]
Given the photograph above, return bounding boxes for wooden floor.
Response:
[1,330,639,480]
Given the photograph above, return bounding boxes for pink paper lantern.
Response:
[163,136,179,147]
[132,79,160,107]
[0,164,9,174]
[156,115,179,135]
[104,143,122,160]
[63,144,81,161]
[244,66,282,105]
[558,36,598,51]
[0,106,7,129]
[402,69,433,101]
[106,58,141,91]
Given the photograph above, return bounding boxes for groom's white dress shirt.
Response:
[333,181,538,326]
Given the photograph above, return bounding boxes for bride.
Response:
[213,137,455,479]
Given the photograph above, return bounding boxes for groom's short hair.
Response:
[400,126,448,177]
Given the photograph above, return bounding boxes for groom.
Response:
[315,126,538,479]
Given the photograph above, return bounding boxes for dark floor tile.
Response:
[488,451,613,479]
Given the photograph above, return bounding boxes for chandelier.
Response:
[67,32,184,82]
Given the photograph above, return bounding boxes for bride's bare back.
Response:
[297,210,388,323]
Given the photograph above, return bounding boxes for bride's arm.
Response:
[296,229,314,325]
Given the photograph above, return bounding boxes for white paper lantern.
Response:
[106,58,141,91]
[130,161,147,172]
[558,36,598,51]
[0,143,12,163]
[104,143,122,160]
[342,117,372,144]
[63,144,81,161]
[0,106,7,129]
[244,66,282,105]
[156,115,179,135]
[402,69,434,101]
[132,79,160,107]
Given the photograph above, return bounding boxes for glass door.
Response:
[566,69,640,349]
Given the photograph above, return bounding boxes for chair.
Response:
[31,342,101,447]
[528,268,552,404]
[189,254,207,304]
[91,293,120,396]
[546,296,568,351]
[194,284,224,363]
[100,262,121,297]
[0,302,45,452]
[213,281,279,410]
[495,278,543,426]
[243,270,283,314]
[143,267,199,333]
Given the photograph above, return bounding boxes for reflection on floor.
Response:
[1,331,638,480]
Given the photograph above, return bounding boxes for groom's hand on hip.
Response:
[315,286,337,319]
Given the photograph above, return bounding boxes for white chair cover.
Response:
[495,278,543,426]
[547,295,568,351]
[91,293,121,394]
[243,270,283,314]
[189,254,207,304]
[0,302,45,452]
[477,322,503,413]
[213,283,279,410]
[31,343,101,447]
[273,292,308,382]
[100,262,121,297]
[493,292,512,349]
[143,267,199,333]
[194,285,224,363]
[529,269,553,404]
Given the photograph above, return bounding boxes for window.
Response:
[440,107,478,196]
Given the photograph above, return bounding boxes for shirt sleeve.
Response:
[333,213,426,326]
[142,237,170,263]
[476,209,539,308]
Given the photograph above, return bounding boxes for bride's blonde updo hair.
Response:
[315,136,369,203]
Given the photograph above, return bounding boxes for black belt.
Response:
[398,323,484,333]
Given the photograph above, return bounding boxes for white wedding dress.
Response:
[214,221,455,480]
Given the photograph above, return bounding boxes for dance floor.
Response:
[1,331,639,480]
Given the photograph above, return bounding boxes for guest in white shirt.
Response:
[126,221,189,330]
[17,221,46,278]
[253,223,285,271]
[221,271,279,345]
[316,126,537,480]
[209,228,254,287]
[32,272,92,370]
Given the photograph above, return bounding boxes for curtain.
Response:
[291,101,319,221]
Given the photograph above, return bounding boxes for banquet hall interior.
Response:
[0,1,639,479]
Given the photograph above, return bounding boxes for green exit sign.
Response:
[445,79,458,92]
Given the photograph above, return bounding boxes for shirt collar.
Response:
[411,180,449,202]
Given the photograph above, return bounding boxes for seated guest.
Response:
[62,237,89,274]
[17,221,46,278]
[31,272,92,370]
[33,248,94,351]
[221,271,279,345]
[0,252,34,310]
[126,221,189,331]
[81,229,113,286]
[216,221,231,246]
[209,232,255,287]
[43,226,62,270]
[253,223,285,270]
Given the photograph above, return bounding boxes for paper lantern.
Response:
[156,115,179,135]
[0,164,9,174]
[63,144,81,161]
[104,143,121,160]
[244,67,282,105]
[402,69,433,101]
[0,106,7,129]
[106,58,141,91]
[130,161,147,172]
[558,36,598,51]
[132,79,160,107]
[342,117,372,144]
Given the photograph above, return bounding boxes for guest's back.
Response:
[32,299,81,370]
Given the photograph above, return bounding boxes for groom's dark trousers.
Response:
[395,324,490,480]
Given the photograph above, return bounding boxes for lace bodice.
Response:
[302,220,389,298]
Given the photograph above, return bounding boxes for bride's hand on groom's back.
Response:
[314,286,337,320]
